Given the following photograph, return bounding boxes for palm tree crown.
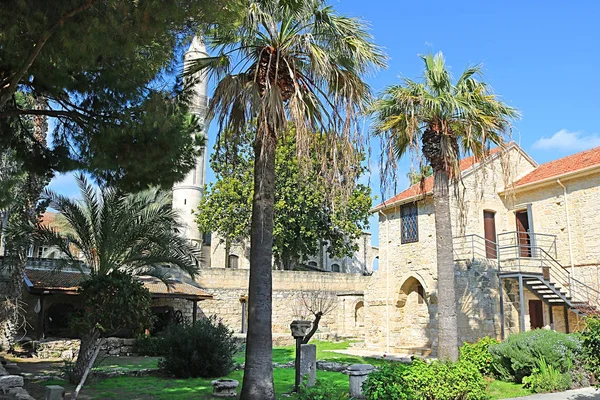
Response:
[34,175,201,279]
[190,0,387,151]
[371,52,519,182]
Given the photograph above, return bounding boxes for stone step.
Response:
[391,346,433,357]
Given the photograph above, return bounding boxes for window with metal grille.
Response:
[401,202,419,244]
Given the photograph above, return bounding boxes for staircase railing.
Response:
[453,234,498,263]
[496,232,600,315]
[453,231,600,316]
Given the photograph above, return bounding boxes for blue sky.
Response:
[48,0,600,245]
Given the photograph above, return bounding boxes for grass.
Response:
[42,368,348,399]
[487,378,531,399]
[92,356,159,372]
[234,340,384,366]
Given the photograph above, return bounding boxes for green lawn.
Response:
[93,355,160,372]
[234,340,384,366]
[487,378,531,399]
[42,342,533,400]
[44,368,348,399]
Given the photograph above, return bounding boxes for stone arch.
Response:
[395,276,433,349]
[354,301,364,327]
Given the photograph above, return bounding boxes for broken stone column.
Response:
[211,379,239,398]
[300,344,316,387]
[347,364,374,399]
[45,385,65,400]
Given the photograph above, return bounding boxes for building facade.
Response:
[364,144,600,355]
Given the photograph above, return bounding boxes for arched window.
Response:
[331,263,340,272]
[307,261,318,267]
[228,254,239,269]
[371,256,379,272]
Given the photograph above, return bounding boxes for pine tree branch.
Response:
[0,0,101,109]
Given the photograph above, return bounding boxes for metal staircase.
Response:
[454,232,600,324]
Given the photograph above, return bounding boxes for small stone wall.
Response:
[34,337,136,359]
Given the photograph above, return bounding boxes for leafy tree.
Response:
[197,127,371,270]
[407,164,433,185]
[370,53,518,360]
[189,1,386,397]
[69,271,154,398]
[0,0,238,190]
[0,92,51,350]
[33,174,201,383]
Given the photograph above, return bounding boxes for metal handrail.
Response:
[455,232,599,315]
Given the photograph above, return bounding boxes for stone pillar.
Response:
[300,344,316,387]
[45,385,65,400]
[347,364,374,399]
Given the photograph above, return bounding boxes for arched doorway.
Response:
[354,301,365,327]
[396,276,431,348]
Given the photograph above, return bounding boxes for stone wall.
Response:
[209,232,378,274]
[34,337,136,359]
[194,268,369,337]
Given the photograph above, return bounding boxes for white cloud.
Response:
[532,129,600,152]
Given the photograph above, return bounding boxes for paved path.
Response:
[505,387,600,399]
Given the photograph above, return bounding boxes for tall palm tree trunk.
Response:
[432,168,459,361]
[240,124,276,400]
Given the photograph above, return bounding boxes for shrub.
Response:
[522,358,571,393]
[581,317,600,382]
[133,334,162,356]
[459,337,499,376]
[292,380,349,400]
[158,316,238,378]
[404,359,489,400]
[489,329,581,382]
[362,362,411,400]
[363,359,489,400]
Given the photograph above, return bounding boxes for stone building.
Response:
[365,143,600,356]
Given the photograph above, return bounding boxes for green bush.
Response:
[581,317,600,382]
[292,380,349,400]
[489,329,581,382]
[459,337,499,376]
[158,316,238,378]
[133,334,162,356]
[404,359,489,400]
[362,362,411,400]
[363,360,489,400]
[522,358,571,393]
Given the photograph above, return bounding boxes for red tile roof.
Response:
[25,268,84,292]
[24,268,213,300]
[39,212,58,228]
[513,146,600,188]
[373,148,502,211]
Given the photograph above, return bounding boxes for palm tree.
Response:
[34,175,201,380]
[370,53,518,360]
[187,1,386,397]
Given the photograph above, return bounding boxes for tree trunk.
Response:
[432,168,459,361]
[301,312,322,344]
[225,238,231,268]
[72,333,100,384]
[72,337,102,399]
[240,123,276,400]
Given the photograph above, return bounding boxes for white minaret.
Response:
[172,36,209,244]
